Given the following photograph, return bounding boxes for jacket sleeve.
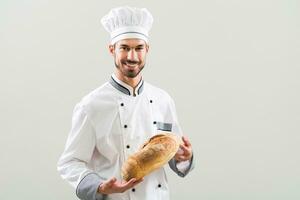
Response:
[167,97,195,177]
[168,154,195,177]
[57,103,106,200]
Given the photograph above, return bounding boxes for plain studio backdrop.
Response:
[0,0,299,199]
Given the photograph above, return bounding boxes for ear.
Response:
[146,44,149,53]
[109,44,115,55]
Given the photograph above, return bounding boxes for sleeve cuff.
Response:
[176,159,190,173]
[76,173,107,200]
[168,153,194,177]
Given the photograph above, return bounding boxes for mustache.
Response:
[121,60,140,65]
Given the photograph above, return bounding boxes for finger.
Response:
[178,155,189,161]
[133,177,144,184]
[182,136,191,147]
[180,144,190,154]
[107,177,117,187]
[123,177,144,189]
[175,156,185,162]
[176,147,184,155]
[131,177,143,183]
[182,136,191,146]
[121,178,137,188]
[175,154,185,161]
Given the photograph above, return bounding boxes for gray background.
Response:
[0,0,299,199]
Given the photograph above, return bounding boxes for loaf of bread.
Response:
[121,132,181,181]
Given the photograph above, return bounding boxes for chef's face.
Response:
[109,38,149,78]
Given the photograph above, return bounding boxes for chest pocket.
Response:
[156,122,172,132]
[151,99,173,133]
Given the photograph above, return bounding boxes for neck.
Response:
[114,70,142,89]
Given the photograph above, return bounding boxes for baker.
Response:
[57,6,194,200]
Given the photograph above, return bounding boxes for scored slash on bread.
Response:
[121,132,182,181]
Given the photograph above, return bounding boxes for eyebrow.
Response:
[119,44,145,48]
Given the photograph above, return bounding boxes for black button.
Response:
[153,121,157,124]
[158,184,161,188]
[150,100,153,103]
[124,125,127,128]
[126,145,130,149]
[120,103,124,106]
[132,188,135,192]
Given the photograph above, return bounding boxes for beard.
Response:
[114,59,145,78]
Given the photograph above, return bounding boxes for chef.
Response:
[57,6,194,200]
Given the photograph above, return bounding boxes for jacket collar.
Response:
[109,74,144,96]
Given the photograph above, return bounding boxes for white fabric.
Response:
[57,75,189,200]
[101,6,153,44]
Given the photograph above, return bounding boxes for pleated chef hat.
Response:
[101,6,153,45]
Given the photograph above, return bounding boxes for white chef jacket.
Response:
[57,74,194,200]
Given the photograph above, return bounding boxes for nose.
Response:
[127,49,138,61]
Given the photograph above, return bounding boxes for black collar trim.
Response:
[109,76,144,96]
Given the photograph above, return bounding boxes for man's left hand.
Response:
[174,136,193,162]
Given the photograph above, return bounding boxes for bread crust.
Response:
[121,132,181,181]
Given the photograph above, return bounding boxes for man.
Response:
[57,6,194,200]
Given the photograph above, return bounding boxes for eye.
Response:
[136,47,144,51]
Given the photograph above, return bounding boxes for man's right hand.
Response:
[97,177,143,194]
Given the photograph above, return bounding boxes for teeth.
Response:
[126,64,137,67]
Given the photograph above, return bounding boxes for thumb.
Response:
[107,177,117,186]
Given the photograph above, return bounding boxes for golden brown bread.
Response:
[121,132,181,181]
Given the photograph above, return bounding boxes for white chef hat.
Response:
[101,6,153,45]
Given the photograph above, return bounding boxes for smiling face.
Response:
[109,39,149,80]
